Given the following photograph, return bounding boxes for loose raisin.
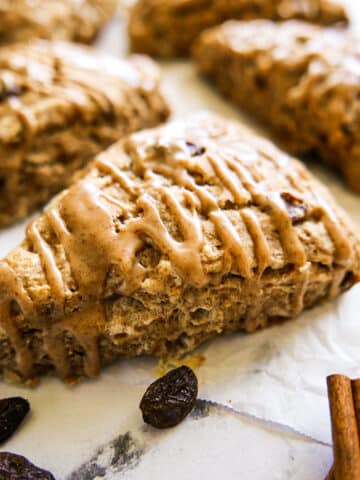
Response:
[0,452,55,479]
[0,397,30,443]
[140,366,198,429]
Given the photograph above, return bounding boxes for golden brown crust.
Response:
[194,20,360,192]
[0,112,359,384]
[129,0,348,58]
[0,0,117,45]
[0,40,170,227]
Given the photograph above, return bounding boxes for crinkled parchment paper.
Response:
[1,2,360,478]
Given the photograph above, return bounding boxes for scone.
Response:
[0,0,117,45]
[0,40,170,227]
[194,20,360,192]
[0,112,359,384]
[128,0,348,57]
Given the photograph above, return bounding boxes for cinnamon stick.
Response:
[327,375,360,480]
[325,465,335,480]
[351,379,360,435]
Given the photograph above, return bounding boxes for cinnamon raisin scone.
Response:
[194,20,360,193]
[0,40,170,228]
[0,0,117,45]
[0,112,359,384]
[128,0,348,58]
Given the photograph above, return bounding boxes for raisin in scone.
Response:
[0,0,117,45]
[0,41,170,228]
[128,0,348,58]
[0,112,359,384]
[194,20,360,192]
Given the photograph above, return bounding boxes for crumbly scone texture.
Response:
[0,0,117,45]
[194,20,360,193]
[128,0,348,57]
[0,40,170,227]
[0,112,359,384]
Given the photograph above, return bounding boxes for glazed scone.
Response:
[0,40,170,227]
[194,20,360,193]
[0,112,359,384]
[0,0,117,45]
[128,0,348,57]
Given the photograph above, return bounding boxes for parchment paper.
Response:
[1,2,360,478]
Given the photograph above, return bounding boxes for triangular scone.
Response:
[194,20,360,192]
[1,113,359,384]
[0,41,170,227]
[129,0,348,57]
[0,0,117,45]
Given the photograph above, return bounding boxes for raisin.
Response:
[0,397,30,443]
[0,452,55,479]
[340,271,359,290]
[186,142,206,157]
[280,192,307,224]
[0,84,21,102]
[140,366,198,429]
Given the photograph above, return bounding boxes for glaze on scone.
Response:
[0,113,359,384]
[0,0,117,45]
[129,0,348,57]
[0,40,170,227]
[194,20,360,192]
